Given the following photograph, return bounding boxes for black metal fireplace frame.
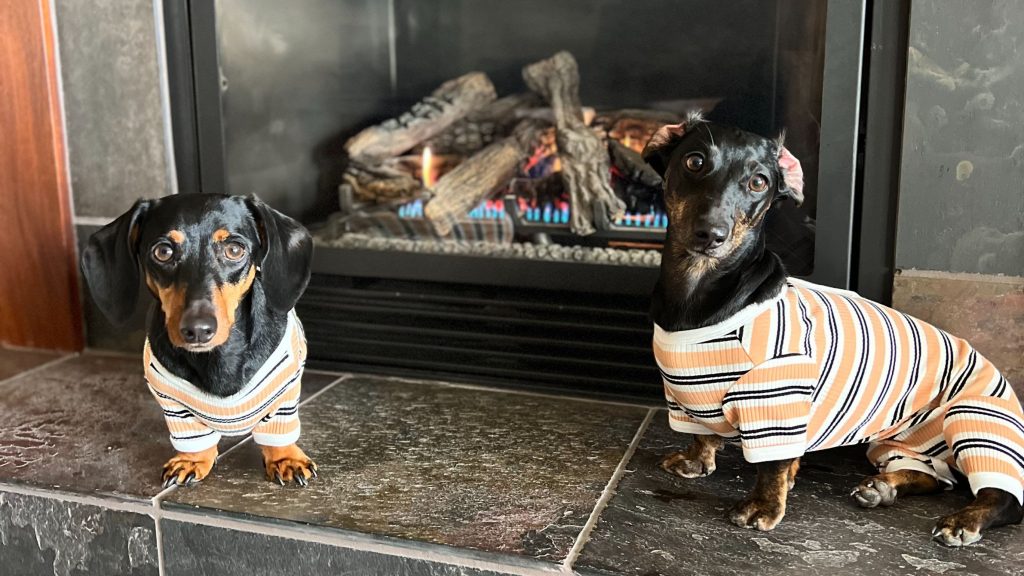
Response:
[160,0,909,399]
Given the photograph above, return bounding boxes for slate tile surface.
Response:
[0,347,63,382]
[0,490,158,576]
[161,519,519,576]
[575,414,1024,576]
[0,354,337,498]
[167,375,650,563]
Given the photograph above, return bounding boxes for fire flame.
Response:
[421,146,435,189]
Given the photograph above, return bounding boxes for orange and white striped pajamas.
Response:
[143,311,307,452]
[655,278,1024,504]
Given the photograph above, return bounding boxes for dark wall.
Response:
[896,0,1024,276]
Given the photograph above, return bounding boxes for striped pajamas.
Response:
[143,311,307,452]
[655,278,1024,504]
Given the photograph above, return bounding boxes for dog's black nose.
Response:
[180,311,217,345]
[694,224,729,249]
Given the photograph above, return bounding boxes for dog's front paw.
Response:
[661,451,715,478]
[162,447,218,488]
[730,496,785,531]
[851,476,898,508]
[261,444,318,487]
[932,512,983,547]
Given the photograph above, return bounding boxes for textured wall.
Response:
[56,0,174,219]
[896,0,1024,276]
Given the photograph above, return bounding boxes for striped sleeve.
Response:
[722,353,818,463]
[151,388,222,452]
[252,376,302,447]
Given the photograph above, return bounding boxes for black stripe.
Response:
[152,371,301,425]
[945,406,1024,436]
[723,386,814,403]
[797,295,813,356]
[950,350,978,400]
[660,370,748,385]
[171,430,216,441]
[889,314,922,425]
[774,300,786,358]
[809,288,839,403]
[993,378,1008,399]
[922,441,949,457]
[686,407,725,418]
[740,425,807,440]
[952,439,1024,469]
[698,332,741,345]
[844,301,899,444]
[811,295,869,450]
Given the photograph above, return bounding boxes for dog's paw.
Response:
[660,451,715,479]
[162,448,218,488]
[932,512,983,547]
[730,496,785,531]
[261,444,318,487]
[851,477,898,508]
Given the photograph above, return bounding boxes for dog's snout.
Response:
[180,303,217,345]
[694,222,729,250]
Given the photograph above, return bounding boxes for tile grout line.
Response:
[561,408,655,573]
[0,353,79,389]
[156,507,565,576]
[0,481,153,515]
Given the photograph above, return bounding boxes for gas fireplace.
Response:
[163,0,893,400]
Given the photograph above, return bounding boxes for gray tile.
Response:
[168,375,649,563]
[0,347,63,382]
[0,490,157,576]
[55,0,171,218]
[0,354,337,498]
[575,414,1024,576]
[161,519,519,576]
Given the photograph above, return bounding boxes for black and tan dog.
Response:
[81,194,317,487]
[644,113,1024,545]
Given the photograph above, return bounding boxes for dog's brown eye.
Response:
[152,243,174,263]
[748,174,769,193]
[685,153,704,172]
[223,241,246,261]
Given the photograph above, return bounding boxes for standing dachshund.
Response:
[644,112,1024,546]
[81,194,317,487]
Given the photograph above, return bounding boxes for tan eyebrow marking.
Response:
[212,229,230,242]
[167,230,185,244]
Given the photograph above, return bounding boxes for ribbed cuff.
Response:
[169,431,221,453]
[968,472,1024,506]
[741,443,805,464]
[253,425,301,447]
[668,417,718,436]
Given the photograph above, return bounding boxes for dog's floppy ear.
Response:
[246,196,313,313]
[642,111,704,177]
[80,198,150,324]
[776,145,805,206]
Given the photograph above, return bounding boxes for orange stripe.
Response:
[654,344,749,370]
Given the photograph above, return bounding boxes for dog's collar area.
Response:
[654,283,788,345]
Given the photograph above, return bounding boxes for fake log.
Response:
[424,119,545,236]
[426,92,543,155]
[345,72,497,161]
[523,52,625,235]
[341,159,424,205]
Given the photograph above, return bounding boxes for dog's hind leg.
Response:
[852,468,942,508]
[933,488,1023,546]
[661,434,724,478]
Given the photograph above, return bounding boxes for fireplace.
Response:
[163,0,900,400]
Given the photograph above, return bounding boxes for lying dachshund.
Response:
[81,194,317,487]
[643,112,1024,546]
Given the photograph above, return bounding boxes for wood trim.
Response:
[0,0,83,350]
